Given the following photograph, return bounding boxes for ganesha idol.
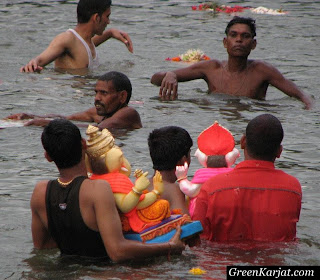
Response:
[176,121,240,218]
[85,125,202,243]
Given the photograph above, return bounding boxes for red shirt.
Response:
[193,160,302,242]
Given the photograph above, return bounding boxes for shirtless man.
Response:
[31,118,185,260]
[20,0,133,72]
[151,16,313,109]
[7,71,142,130]
[147,126,193,214]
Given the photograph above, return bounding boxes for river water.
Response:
[0,0,319,279]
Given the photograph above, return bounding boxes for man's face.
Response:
[94,80,124,116]
[96,7,111,35]
[223,23,256,57]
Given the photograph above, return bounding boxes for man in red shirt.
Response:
[193,114,302,242]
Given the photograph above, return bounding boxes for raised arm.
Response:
[262,62,313,109]
[150,61,209,101]
[20,32,71,73]
[93,180,185,262]
[92,28,133,53]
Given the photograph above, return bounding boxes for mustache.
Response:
[94,101,104,107]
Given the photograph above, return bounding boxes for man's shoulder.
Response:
[34,180,50,193]
[274,169,302,191]
[120,106,140,115]
[194,59,222,70]
[31,180,50,209]
[249,59,276,72]
[51,30,77,46]
[83,178,111,190]
[112,106,142,128]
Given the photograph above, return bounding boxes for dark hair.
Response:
[77,0,111,23]
[98,71,132,104]
[41,119,83,169]
[245,114,283,161]
[225,16,256,38]
[148,126,193,171]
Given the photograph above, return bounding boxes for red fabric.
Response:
[193,160,302,242]
[197,122,235,155]
[90,172,147,232]
[90,172,145,200]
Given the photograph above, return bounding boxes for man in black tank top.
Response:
[31,119,185,261]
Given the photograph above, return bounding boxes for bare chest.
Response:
[208,68,268,99]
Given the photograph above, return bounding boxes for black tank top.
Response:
[46,176,109,258]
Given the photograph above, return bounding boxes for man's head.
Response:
[241,114,283,161]
[223,16,257,58]
[77,0,111,23]
[41,119,84,169]
[94,71,132,117]
[148,126,193,171]
[225,16,256,38]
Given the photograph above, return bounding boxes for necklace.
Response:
[57,177,74,186]
[220,63,249,96]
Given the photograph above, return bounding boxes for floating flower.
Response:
[192,3,287,15]
[166,49,210,63]
[191,2,249,13]
[189,267,206,275]
[250,6,288,15]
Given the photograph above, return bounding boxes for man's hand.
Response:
[20,59,43,73]
[168,226,186,254]
[6,113,35,120]
[302,94,313,110]
[159,72,178,101]
[109,28,133,53]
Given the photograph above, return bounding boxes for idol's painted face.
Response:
[94,80,125,116]
[223,23,256,57]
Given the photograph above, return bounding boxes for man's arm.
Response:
[20,32,71,73]
[92,28,133,53]
[97,107,142,130]
[151,61,209,100]
[92,180,185,262]
[262,62,313,109]
[31,181,57,249]
[6,107,98,127]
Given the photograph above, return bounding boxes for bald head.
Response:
[245,114,283,161]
